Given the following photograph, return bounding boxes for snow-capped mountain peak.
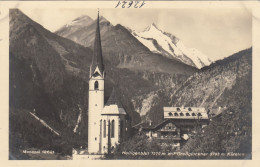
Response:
[144,23,159,32]
[131,23,212,69]
[65,15,93,27]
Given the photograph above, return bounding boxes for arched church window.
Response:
[168,112,173,116]
[180,112,184,116]
[174,112,178,116]
[111,120,115,138]
[103,120,106,138]
[94,81,99,90]
[192,113,196,116]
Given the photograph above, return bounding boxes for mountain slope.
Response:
[136,48,252,159]
[10,9,251,159]
[9,108,67,159]
[144,48,251,125]
[131,23,212,69]
[55,15,94,39]
[180,49,252,157]
[10,9,194,158]
[56,16,197,75]
[173,48,251,109]
[9,9,94,157]
[10,9,93,129]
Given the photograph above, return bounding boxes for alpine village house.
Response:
[133,107,209,150]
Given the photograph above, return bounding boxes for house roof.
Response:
[133,119,179,130]
[163,107,207,113]
[90,11,104,77]
[105,88,123,108]
[163,107,209,119]
[102,105,126,115]
[133,117,209,131]
[102,88,126,115]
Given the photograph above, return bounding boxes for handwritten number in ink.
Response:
[115,1,146,8]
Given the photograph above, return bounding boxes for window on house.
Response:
[111,120,115,138]
[94,81,99,90]
[103,120,106,138]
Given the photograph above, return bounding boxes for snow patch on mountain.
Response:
[29,112,60,136]
[136,24,183,56]
[175,41,212,68]
[132,23,212,69]
[73,104,82,133]
[133,32,161,54]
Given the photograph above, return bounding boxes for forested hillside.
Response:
[110,49,252,159]
[9,9,194,159]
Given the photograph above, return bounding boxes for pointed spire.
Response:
[90,9,104,77]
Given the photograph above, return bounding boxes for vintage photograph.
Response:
[9,6,252,160]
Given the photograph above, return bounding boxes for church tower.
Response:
[87,11,128,156]
[88,11,104,154]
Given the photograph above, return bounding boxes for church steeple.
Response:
[87,10,128,155]
[90,9,104,77]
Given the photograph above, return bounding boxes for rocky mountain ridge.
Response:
[56,15,212,69]
[131,23,212,69]
[55,15,198,73]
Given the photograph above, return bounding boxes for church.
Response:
[73,12,128,158]
[73,11,209,159]
[88,11,129,155]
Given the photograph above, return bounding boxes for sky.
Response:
[21,8,252,61]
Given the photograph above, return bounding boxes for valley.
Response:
[9,9,252,160]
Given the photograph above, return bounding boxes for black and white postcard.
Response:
[0,0,260,166]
